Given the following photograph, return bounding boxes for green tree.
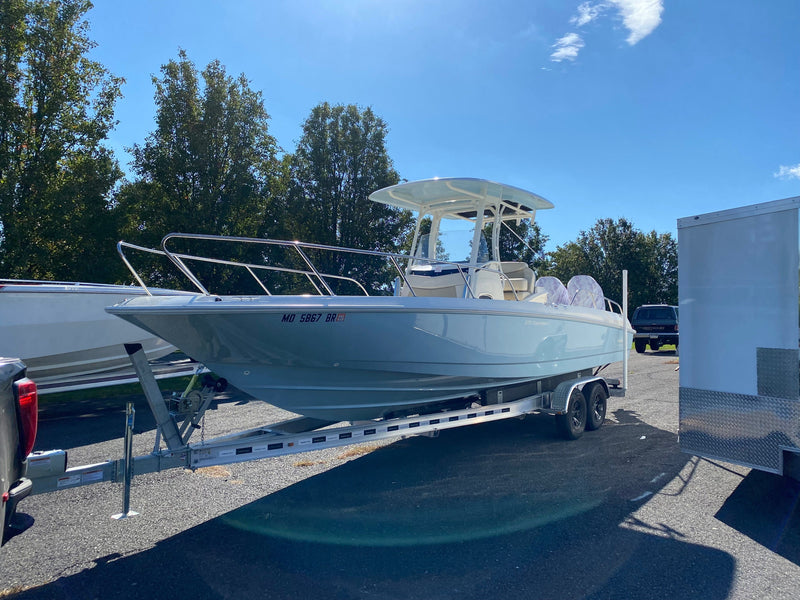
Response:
[283,102,410,294]
[115,50,279,291]
[0,0,123,281]
[486,219,550,272]
[641,229,677,305]
[546,217,677,308]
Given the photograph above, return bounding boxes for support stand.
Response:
[111,401,139,520]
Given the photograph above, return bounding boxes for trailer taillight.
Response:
[15,378,38,457]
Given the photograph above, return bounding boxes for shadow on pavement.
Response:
[715,467,800,565]
[10,410,735,600]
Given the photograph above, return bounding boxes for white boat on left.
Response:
[0,279,190,387]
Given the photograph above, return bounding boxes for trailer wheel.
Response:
[556,389,586,440]
[634,339,646,353]
[585,382,608,431]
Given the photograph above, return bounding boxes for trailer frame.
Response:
[26,344,616,509]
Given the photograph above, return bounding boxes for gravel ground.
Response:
[1,352,799,599]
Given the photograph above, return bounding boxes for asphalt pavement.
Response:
[1,352,799,600]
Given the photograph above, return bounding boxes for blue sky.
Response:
[86,0,799,250]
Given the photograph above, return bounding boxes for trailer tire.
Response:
[634,339,646,353]
[585,382,607,431]
[556,389,586,440]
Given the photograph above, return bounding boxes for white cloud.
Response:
[609,0,664,45]
[549,0,663,63]
[775,164,800,180]
[570,2,605,27]
[551,33,585,62]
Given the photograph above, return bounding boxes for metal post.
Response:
[125,343,183,450]
[622,269,629,394]
[112,402,139,519]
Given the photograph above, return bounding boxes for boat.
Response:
[0,279,190,387]
[107,178,633,421]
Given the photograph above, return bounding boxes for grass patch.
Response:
[630,342,678,351]
[0,586,34,597]
[337,443,383,460]
[194,465,232,478]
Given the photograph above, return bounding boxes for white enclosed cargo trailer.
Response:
[678,195,800,475]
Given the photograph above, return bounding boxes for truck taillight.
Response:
[16,378,38,457]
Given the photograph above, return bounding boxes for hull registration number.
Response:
[281,313,346,323]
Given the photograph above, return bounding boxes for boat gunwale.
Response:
[107,294,626,329]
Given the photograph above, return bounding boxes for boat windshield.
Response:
[415,221,490,264]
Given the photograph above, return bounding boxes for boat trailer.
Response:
[25,344,620,516]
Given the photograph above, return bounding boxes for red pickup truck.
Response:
[1,357,38,546]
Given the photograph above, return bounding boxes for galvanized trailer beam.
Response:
[26,353,611,504]
[125,343,183,450]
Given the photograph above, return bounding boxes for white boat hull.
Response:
[109,294,632,421]
[0,281,181,385]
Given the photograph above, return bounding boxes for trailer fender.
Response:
[551,376,608,413]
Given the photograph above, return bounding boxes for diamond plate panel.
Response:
[757,347,799,399]
[679,387,800,473]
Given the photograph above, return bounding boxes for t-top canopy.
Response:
[368,178,553,221]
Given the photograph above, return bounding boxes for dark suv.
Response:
[632,304,679,353]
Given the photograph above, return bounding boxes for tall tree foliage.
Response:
[284,102,409,293]
[0,0,123,281]
[115,50,279,290]
[640,229,678,305]
[546,218,677,308]
[486,219,550,273]
[118,50,278,242]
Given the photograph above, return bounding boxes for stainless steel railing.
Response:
[118,233,502,299]
[117,232,618,309]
